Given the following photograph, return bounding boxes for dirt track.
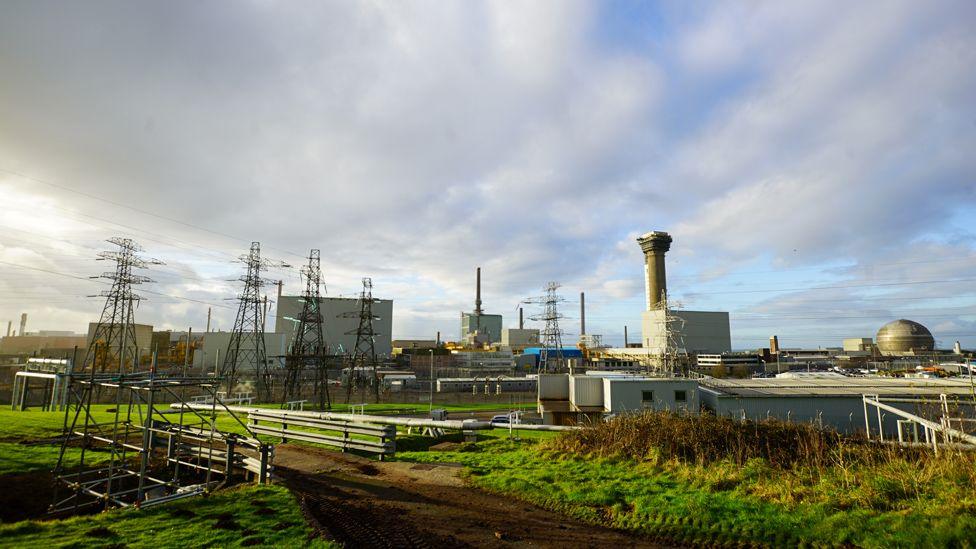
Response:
[274,444,662,548]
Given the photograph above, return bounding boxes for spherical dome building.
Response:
[876,319,935,355]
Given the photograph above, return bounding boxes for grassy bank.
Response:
[0,483,332,548]
[397,413,976,547]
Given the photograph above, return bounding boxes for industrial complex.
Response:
[2,229,974,437]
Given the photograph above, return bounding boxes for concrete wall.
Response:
[604,378,699,414]
[501,328,539,347]
[461,313,503,343]
[192,331,288,371]
[275,296,393,357]
[641,310,731,354]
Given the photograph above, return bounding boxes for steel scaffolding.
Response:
[50,365,272,515]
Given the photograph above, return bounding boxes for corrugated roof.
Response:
[700,377,976,398]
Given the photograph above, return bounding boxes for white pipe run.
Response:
[172,403,581,432]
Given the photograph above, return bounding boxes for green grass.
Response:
[0,405,260,474]
[0,483,334,548]
[396,431,976,548]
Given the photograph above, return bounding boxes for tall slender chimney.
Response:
[624,325,629,347]
[206,307,212,333]
[579,292,585,336]
[19,313,27,337]
[5,321,10,337]
[518,307,523,330]
[474,267,482,315]
[636,232,672,310]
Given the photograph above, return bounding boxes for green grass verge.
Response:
[396,435,976,548]
[0,483,334,548]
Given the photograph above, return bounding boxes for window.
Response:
[641,390,654,402]
[674,390,687,403]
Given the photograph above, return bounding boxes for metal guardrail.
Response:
[247,410,396,459]
[862,393,976,454]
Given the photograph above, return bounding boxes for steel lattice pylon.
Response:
[651,290,686,377]
[525,282,566,373]
[341,278,380,403]
[83,237,162,373]
[283,249,331,409]
[222,242,288,401]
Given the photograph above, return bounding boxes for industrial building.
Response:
[537,373,699,425]
[500,328,539,349]
[460,267,503,344]
[192,331,288,371]
[876,319,936,356]
[86,322,154,358]
[0,331,88,356]
[698,375,976,434]
[536,372,976,433]
[437,376,537,393]
[275,295,393,357]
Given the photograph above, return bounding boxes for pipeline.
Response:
[172,403,582,431]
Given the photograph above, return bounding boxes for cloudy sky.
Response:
[1,0,974,350]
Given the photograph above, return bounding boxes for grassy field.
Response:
[397,413,976,548]
[0,483,334,548]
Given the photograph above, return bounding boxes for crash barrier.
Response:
[246,409,397,459]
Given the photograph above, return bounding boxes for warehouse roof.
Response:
[699,376,976,398]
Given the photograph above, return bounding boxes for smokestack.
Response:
[5,321,10,337]
[580,292,586,335]
[206,307,212,333]
[475,267,482,315]
[624,325,629,347]
[770,335,780,354]
[519,307,523,330]
[636,232,672,310]
[19,313,27,337]
[436,331,441,346]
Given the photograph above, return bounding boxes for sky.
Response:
[0,0,974,350]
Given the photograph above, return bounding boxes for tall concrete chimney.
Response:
[19,313,27,337]
[624,325,629,347]
[636,232,672,310]
[579,292,585,335]
[518,307,523,330]
[474,267,482,315]
[5,321,10,337]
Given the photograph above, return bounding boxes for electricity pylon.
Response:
[222,242,288,401]
[84,237,162,373]
[284,249,330,409]
[524,282,566,373]
[341,278,380,403]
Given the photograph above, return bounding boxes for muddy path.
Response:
[274,444,664,548]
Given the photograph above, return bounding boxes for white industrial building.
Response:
[642,310,732,354]
[275,296,393,357]
[537,373,699,425]
[501,328,539,348]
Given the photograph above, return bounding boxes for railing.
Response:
[247,409,396,459]
[862,394,976,454]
